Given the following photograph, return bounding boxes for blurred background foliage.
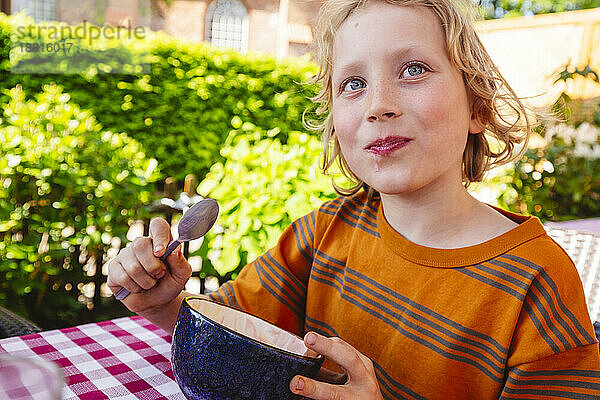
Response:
[478,0,600,19]
[493,121,600,220]
[0,12,326,329]
[0,12,599,330]
[0,83,159,329]
[195,125,338,279]
[489,66,600,221]
[1,12,319,183]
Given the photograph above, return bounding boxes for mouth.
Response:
[364,136,412,155]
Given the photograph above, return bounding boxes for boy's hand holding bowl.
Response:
[290,332,384,400]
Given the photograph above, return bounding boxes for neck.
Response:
[379,182,481,248]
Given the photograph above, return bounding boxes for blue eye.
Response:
[402,64,426,78]
[342,78,366,92]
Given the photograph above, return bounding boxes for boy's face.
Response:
[331,3,484,196]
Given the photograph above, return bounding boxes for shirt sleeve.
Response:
[500,344,600,399]
[499,251,600,399]
[208,210,317,336]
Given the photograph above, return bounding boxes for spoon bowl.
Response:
[158,198,220,263]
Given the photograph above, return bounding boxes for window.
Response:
[12,0,55,22]
[205,0,248,54]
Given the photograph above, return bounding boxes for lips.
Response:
[365,136,412,155]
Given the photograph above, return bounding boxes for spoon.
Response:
[114,198,220,301]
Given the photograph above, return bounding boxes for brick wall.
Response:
[58,0,153,28]
[247,9,279,54]
[163,0,208,44]
[40,0,315,57]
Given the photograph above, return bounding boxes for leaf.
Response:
[5,245,27,259]
[237,217,252,236]
[0,220,17,232]
[214,242,240,275]
[264,225,283,249]
[221,198,241,213]
[241,236,263,263]
[261,208,283,224]
[197,177,220,197]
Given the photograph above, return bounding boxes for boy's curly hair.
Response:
[302,0,538,201]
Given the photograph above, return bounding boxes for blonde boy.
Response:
[108,0,600,398]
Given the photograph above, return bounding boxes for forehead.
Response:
[332,4,447,71]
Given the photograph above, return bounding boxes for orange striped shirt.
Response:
[209,191,600,399]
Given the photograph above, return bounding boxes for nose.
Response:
[368,111,398,122]
[366,82,401,122]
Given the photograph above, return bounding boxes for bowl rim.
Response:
[182,296,324,362]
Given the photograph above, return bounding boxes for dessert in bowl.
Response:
[171,296,324,400]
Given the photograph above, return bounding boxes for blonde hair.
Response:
[302,0,537,201]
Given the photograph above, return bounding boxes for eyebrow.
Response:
[333,44,422,78]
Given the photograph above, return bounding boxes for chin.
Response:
[372,171,441,194]
[365,179,418,196]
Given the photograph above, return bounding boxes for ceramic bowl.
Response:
[171,296,324,400]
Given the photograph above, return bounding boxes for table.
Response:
[0,316,186,399]
[544,217,600,234]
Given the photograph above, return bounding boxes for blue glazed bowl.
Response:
[171,297,324,400]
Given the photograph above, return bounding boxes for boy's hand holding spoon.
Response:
[107,198,219,315]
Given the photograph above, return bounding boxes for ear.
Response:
[468,118,485,135]
[468,111,486,135]
[466,90,487,134]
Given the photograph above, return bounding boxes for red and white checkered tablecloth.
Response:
[0,316,186,399]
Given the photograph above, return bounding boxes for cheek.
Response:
[335,132,357,161]
[332,104,360,150]
[416,86,471,142]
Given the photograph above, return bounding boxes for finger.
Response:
[132,236,167,279]
[316,366,348,385]
[120,244,158,290]
[106,259,144,295]
[290,375,347,400]
[304,332,369,382]
[149,218,173,257]
[163,243,186,277]
[156,244,192,291]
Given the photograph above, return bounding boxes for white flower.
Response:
[573,142,600,160]
[543,160,554,173]
[576,122,600,145]
[573,142,590,159]
[544,122,600,152]
[592,144,600,160]
[544,124,557,143]
[545,123,577,145]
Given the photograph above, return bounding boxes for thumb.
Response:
[149,217,172,257]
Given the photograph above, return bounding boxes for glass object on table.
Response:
[0,355,64,400]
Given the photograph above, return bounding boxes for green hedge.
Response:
[0,12,320,182]
[0,83,341,329]
[194,124,339,279]
[0,84,159,329]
